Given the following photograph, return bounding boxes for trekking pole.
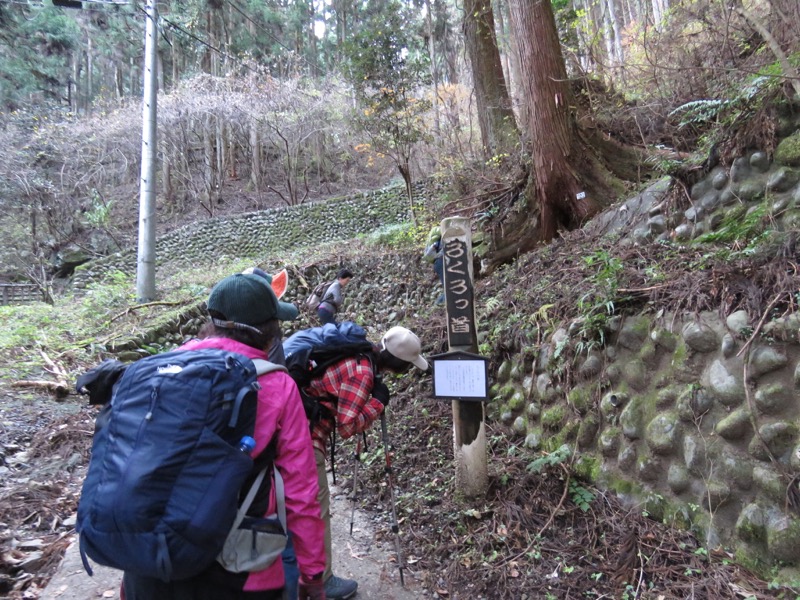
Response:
[380,412,405,587]
[349,433,363,536]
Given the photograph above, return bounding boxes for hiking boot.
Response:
[324,575,358,599]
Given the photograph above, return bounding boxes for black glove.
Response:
[76,360,127,406]
[372,380,390,407]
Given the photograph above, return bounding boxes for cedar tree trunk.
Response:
[463,0,518,156]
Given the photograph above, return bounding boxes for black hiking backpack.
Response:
[76,348,285,581]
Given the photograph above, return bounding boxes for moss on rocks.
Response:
[774,131,800,167]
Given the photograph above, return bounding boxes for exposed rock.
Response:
[711,168,729,190]
[749,422,799,461]
[717,453,753,490]
[496,360,513,383]
[715,407,753,441]
[524,431,541,449]
[650,328,677,351]
[648,215,667,234]
[622,358,648,390]
[667,463,690,493]
[579,354,603,378]
[599,427,620,456]
[681,321,718,352]
[620,396,644,440]
[766,167,799,193]
[637,455,662,482]
[536,373,552,397]
[617,317,649,350]
[736,503,767,543]
[720,333,736,358]
[698,191,721,211]
[706,359,745,406]
[749,151,770,172]
[730,156,751,182]
[774,131,800,167]
[752,466,785,504]
[691,179,712,200]
[725,310,750,335]
[512,416,527,434]
[767,515,800,564]
[702,480,731,510]
[754,384,792,415]
[683,433,708,475]
[577,414,600,448]
[645,412,681,455]
[600,391,626,417]
[618,443,637,472]
[673,223,693,241]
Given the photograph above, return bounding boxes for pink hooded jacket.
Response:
[180,337,325,591]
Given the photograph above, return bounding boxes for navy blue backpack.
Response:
[283,321,375,424]
[76,348,282,581]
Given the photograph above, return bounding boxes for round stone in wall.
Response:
[736,503,767,543]
[645,411,681,455]
[707,359,745,406]
[725,310,750,335]
[667,463,690,494]
[766,514,800,564]
[681,321,718,352]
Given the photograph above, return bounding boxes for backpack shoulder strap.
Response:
[252,359,287,376]
[229,467,286,535]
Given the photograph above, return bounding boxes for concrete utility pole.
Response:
[136,0,158,301]
[440,216,487,496]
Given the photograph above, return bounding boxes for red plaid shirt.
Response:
[307,356,383,455]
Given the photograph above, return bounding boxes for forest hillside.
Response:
[1,0,800,598]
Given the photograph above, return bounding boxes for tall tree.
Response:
[482,0,635,267]
[462,0,517,156]
[342,0,431,221]
[508,0,597,240]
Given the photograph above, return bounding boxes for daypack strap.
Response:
[78,534,94,577]
[228,360,287,428]
[252,359,287,377]
[230,468,287,534]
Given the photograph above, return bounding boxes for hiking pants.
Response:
[316,306,336,326]
[315,448,334,582]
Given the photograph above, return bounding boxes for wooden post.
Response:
[441,216,487,496]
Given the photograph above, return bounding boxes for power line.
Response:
[224,0,314,70]
[161,16,261,75]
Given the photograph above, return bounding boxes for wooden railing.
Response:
[0,284,41,306]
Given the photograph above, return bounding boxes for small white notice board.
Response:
[431,351,490,402]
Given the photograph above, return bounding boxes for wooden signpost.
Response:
[433,216,488,497]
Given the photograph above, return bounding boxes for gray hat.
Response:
[207,274,296,331]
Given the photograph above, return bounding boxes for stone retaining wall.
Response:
[492,310,800,571]
[72,180,440,289]
[492,133,800,571]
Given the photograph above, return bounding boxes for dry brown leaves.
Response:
[376,397,786,599]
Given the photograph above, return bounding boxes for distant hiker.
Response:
[423,227,444,305]
[120,273,326,600]
[316,268,353,326]
[242,266,298,366]
[286,325,428,599]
